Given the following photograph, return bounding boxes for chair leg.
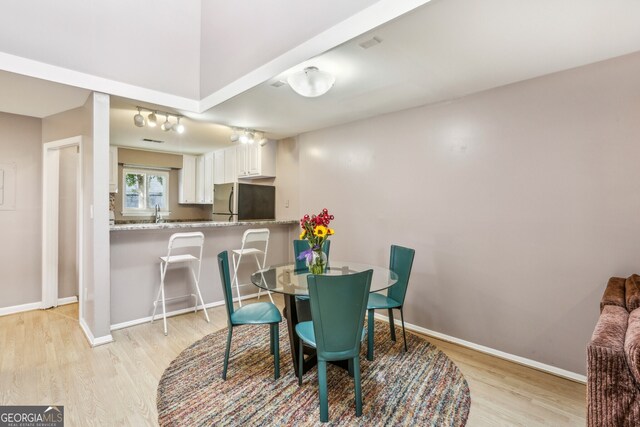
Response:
[388,308,396,341]
[298,341,304,386]
[273,324,280,380]
[269,324,274,355]
[231,253,242,307]
[400,307,408,352]
[160,273,168,336]
[191,265,210,323]
[255,254,274,304]
[367,309,374,361]
[318,360,329,423]
[151,263,164,323]
[222,327,233,380]
[353,356,362,417]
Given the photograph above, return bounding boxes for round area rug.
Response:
[157,320,470,426]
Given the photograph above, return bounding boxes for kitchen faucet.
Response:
[154,204,163,223]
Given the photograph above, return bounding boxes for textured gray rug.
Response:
[157,320,470,426]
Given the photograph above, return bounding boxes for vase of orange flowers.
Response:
[298,208,335,274]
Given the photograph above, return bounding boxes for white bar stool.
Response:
[231,228,273,307]
[151,231,210,335]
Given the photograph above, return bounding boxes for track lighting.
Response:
[161,114,171,131]
[133,108,145,127]
[174,117,184,134]
[230,128,268,145]
[133,107,185,134]
[148,111,157,127]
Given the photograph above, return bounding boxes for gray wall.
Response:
[0,112,42,308]
[296,52,640,376]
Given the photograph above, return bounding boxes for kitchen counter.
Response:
[110,219,298,231]
[110,219,298,329]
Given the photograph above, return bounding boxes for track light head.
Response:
[148,111,157,128]
[133,108,145,127]
[174,117,185,134]
[161,114,171,131]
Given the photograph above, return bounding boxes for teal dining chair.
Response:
[366,245,415,361]
[295,269,373,423]
[217,250,281,380]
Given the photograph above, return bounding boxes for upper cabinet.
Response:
[179,154,197,204]
[224,146,237,183]
[236,140,276,179]
[214,150,225,184]
[109,146,118,193]
[180,152,215,204]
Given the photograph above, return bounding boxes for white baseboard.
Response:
[79,317,114,347]
[0,301,42,317]
[58,296,78,306]
[110,291,264,331]
[373,312,587,384]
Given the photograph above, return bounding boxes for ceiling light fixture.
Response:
[173,117,185,134]
[132,106,186,134]
[230,128,268,145]
[161,114,171,131]
[287,66,335,98]
[133,107,145,127]
[147,111,157,127]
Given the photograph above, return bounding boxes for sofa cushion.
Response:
[590,304,628,349]
[625,308,640,386]
[626,274,640,312]
[601,277,627,312]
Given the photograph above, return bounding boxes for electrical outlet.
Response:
[285,199,289,208]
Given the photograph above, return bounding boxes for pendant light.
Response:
[287,66,335,98]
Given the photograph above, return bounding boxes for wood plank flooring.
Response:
[0,298,586,426]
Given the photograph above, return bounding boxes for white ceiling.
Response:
[2,0,640,152]
[203,0,640,138]
[0,70,90,118]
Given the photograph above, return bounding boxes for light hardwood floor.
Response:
[0,298,586,426]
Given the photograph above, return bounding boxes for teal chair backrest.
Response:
[386,245,415,305]
[217,251,235,323]
[293,239,331,271]
[306,270,372,361]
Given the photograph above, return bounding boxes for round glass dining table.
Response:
[250,261,398,296]
[250,261,398,378]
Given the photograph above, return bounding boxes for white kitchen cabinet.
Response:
[109,146,118,193]
[224,146,237,183]
[181,153,214,204]
[236,140,276,179]
[179,154,197,204]
[214,150,225,184]
[203,151,214,203]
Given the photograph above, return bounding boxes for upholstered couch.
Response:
[587,274,640,426]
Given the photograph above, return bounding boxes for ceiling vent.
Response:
[142,138,164,144]
[271,80,287,88]
[358,36,382,49]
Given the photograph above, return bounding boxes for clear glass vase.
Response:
[307,247,327,274]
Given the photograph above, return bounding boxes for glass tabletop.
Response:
[250,261,398,296]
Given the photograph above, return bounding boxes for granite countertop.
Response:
[110,219,298,231]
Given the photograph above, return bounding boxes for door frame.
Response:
[42,136,83,320]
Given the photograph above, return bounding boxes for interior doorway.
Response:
[42,136,83,320]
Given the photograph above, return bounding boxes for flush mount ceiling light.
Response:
[132,106,185,134]
[287,66,335,98]
[133,107,145,127]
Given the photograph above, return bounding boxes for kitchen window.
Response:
[122,167,170,216]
